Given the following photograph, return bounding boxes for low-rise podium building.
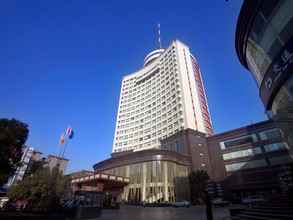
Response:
[92,120,292,203]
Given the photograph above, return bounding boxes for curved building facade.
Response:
[113,40,213,153]
[94,149,191,203]
[236,0,293,153]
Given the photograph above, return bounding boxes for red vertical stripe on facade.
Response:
[190,55,213,135]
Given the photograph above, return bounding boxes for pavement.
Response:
[92,205,231,220]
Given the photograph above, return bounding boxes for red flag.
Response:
[60,133,65,145]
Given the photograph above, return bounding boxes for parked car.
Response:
[241,195,265,204]
[159,201,172,207]
[172,201,190,208]
[142,202,154,207]
[212,198,230,207]
[155,202,172,207]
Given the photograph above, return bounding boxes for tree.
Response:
[189,170,210,205]
[8,166,69,212]
[0,118,29,186]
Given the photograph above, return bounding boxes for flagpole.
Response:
[58,132,65,158]
[61,139,69,158]
[57,142,63,158]
[60,126,73,159]
[56,135,64,169]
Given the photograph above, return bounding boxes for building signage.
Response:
[260,37,293,108]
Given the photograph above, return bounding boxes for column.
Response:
[163,162,169,202]
[142,163,147,201]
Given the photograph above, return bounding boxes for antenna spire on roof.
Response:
[157,23,162,49]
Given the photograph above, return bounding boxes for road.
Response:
[92,205,231,220]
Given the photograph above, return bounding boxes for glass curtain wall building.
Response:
[207,120,293,199]
[235,0,293,154]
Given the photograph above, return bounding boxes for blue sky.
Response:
[0,0,266,172]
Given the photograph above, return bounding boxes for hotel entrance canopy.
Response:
[71,173,129,192]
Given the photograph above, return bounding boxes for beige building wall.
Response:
[113,40,212,153]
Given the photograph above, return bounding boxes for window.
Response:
[259,128,282,140]
[220,134,257,150]
[225,162,245,172]
[222,147,261,160]
[225,159,267,172]
[269,155,293,165]
[246,0,293,84]
[264,142,288,152]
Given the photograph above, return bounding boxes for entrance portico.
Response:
[71,173,130,204]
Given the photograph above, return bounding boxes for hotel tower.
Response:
[90,37,292,204]
[113,40,212,153]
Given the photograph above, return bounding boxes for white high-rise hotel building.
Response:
[113,40,212,153]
